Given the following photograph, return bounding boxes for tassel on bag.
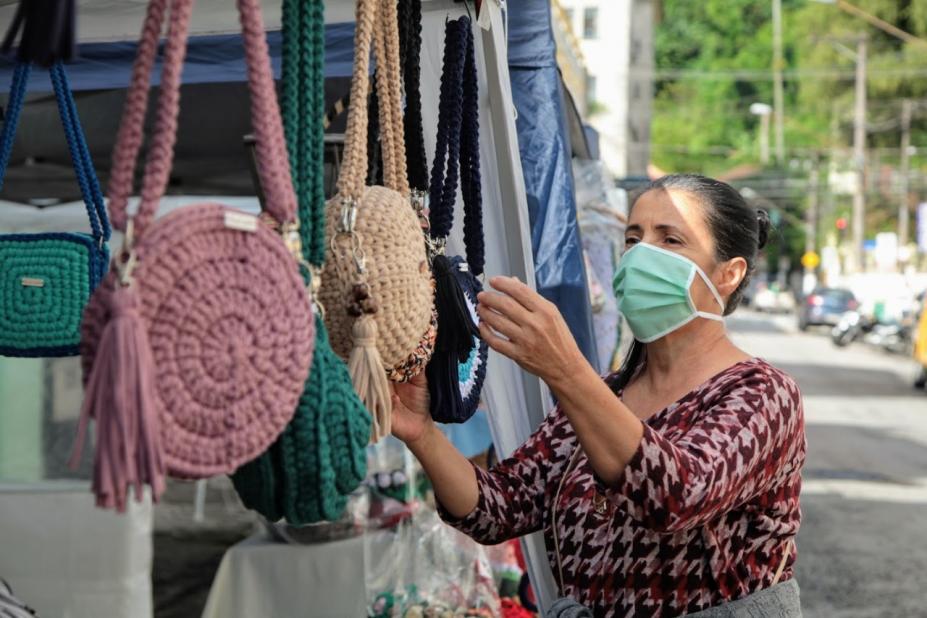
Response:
[431,252,479,361]
[348,313,392,440]
[71,265,166,511]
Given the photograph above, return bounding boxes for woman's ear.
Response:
[715,257,748,298]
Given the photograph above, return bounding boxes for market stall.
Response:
[0,0,614,614]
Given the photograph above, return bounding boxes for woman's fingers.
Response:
[479,322,518,359]
[476,289,531,324]
[477,304,522,341]
[488,276,542,312]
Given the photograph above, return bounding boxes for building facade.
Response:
[558,0,654,177]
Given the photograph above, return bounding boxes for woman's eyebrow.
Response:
[655,224,686,236]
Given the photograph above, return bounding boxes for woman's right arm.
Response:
[393,374,571,544]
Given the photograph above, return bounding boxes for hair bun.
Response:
[756,209,771,250]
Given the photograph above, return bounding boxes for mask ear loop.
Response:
[692,265,726,321]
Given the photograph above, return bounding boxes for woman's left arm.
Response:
[477,276,649,480]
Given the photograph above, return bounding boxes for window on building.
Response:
[587,76,597,105]
[583,7,598,39]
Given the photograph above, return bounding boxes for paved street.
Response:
[728,310,927,618]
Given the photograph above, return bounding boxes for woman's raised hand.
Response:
[391,372,435,446]
[477,276,585,388]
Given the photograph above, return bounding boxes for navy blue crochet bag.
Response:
[425,17,487,424]
[0,61,111,357]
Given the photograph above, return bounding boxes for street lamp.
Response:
[750,103,773,165]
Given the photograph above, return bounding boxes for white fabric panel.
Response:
[418,2,557,611]
[0,483,153,618]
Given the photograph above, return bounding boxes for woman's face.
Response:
[624,188,740,314]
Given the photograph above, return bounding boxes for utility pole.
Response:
[851,35,868,272]
[806,158,820,258]
[804,157,821,293]
[899,98,912,249]
[760,112,771,164]
[772,0,786,164]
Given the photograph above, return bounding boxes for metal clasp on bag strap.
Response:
[337,198,358,234]
[115,219,138,286]
[332,198,368,276]
[279,221,304,262]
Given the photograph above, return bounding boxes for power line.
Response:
[634,66,927,81]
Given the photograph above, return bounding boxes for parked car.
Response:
[798,287,858,331]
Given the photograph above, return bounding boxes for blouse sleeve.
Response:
[437,406,574,545]
[600,365,805,534]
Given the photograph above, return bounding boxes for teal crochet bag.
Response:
[232,0,372,524]
[0,61,111,357]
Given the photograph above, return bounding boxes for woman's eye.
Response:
[664,237,681,246]
[625,237,640,247]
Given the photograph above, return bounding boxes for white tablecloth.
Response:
[0,482,153,618]
[202,532,370,618]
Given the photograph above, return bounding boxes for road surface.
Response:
[729,310,927,618]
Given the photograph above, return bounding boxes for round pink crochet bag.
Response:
[75,0,314,508]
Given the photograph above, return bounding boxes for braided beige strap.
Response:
[337,0,408,200]
[373,0,408,195]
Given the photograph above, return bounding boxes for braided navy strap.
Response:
[459,20,483,276]
[0,61,110,243]
[428,16,483,275]
[428,17,467,240]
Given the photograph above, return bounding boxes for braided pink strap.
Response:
[337,0,409,201]
[107,0,298,238]
[106,0,170,233]
[237,0,298,225]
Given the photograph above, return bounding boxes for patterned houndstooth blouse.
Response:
[439,358,806,617]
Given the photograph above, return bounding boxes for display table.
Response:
[202,531,372,618]
[0,482,153,618]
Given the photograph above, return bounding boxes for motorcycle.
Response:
[831,310,914,355]
[831,311,869,347]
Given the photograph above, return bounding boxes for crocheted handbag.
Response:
[318,0,436,441]
[73,0,314,511]
[232,0,371,525]
[425,17,487,424]
[0,61,111,358]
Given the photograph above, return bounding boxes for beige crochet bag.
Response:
[319,0,435,439]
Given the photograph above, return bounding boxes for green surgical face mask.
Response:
[613,242,725,343]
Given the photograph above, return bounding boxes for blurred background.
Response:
[558,1,927,615]
[3,1,927,616]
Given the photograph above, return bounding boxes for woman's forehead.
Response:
[630,188,707,234]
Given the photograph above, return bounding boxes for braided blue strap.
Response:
[0,63,30,195]
[0,61,110,243]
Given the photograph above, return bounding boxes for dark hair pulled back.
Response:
[612,174,770,391]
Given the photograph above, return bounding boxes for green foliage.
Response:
[652,0,927,268]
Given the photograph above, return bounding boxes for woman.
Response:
[392,174,806,617]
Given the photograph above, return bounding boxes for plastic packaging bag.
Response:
[365,505,501,617]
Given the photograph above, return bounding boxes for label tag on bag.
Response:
[224,211,259,233]
[21,277,44,287]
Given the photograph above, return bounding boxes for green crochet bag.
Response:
[232,0,372,524]
[0,62,111,358]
